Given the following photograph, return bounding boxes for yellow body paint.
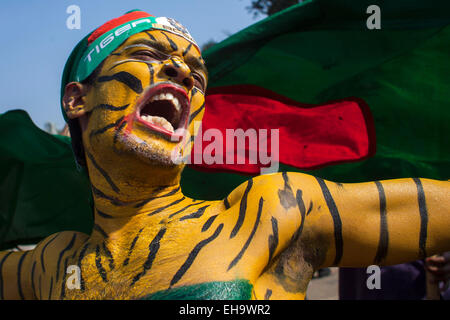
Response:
[0,30,449,300]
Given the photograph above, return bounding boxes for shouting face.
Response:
[64,30,208,173]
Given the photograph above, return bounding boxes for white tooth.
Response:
[153,116,174,133]
[166,93,174,100]
[142,115,174,133]
[160,93,167,100]
[173,97,180,112]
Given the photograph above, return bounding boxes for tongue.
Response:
[141,115,175,133]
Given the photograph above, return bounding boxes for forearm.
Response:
[306,177,450,268]
[0,250,35,299]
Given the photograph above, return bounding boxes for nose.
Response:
[161,58,194,91]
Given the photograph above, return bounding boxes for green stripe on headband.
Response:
[76,16,199,82]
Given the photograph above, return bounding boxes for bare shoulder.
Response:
[32,230,89,262]
[224,172,316,209]
[222,172,316,258]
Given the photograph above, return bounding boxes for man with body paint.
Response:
[0,10,449,300]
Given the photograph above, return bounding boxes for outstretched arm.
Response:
[0,249,35,299]
[0,231,87,300]
[295,175,450,268]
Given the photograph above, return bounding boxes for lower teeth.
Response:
[141,115,174,133]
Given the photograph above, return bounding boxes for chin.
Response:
[115,129,185,170]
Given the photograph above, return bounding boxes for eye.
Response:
[192,73,206,92]
[132,50,167,61]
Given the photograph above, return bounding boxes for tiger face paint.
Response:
[64,30,207,196]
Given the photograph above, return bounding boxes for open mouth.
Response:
[134,83,190,141]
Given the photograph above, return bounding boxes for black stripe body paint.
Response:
[306,201,313,215]
[56,234,77,282]
[31,261,37,299]
[98,71,143,94]
[91,185,126,206]
[48,277,53,300]
[38,276,41,299]
[413,178,428,258]
[374,181,389,264]
[86,151,120,193]
[267,217,279,264]
[147,197,186,216]
[0,252,13,299]
[161,31,178,51]
[228,197,264,271]
[131,228,167,286]
[41,233,59,273]
[114,121,127,144]
[102,243,115,270]
[168,200,207,218]
[179,205,209,221]
[148,63,155,85]
[96,209,114,219]
[94,224,108,238]
[265,289,272,300]
[223,197,231,209]
[89,116,125,138]
[60,258,69,299]
[144,31,156,41]
[291,189,307,242]
[17,251,30,300]
[123,228,144,266]
[278,172,296,210]
[170,58,181,68]
[77,242,90,291]
[315,177,343,266]
[91,103,130,112]
[135,186,181,208]
[182,43,192,56]
[230,179,253,239]
[189,102,205,124]
[170,224,224,287]
[202,215,218,232]
[95,245,108,283]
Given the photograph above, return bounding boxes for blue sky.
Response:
[0,0,264,130]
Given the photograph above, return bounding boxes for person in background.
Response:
[425,252,450,300]
[339,251,450,300]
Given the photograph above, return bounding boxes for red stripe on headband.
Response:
[88,11,153,45]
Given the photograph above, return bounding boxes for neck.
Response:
[85,158,191,235]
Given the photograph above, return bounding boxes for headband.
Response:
[60,10,199,121]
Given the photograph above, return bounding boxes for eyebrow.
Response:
[185,56,208,78]
[120,39,171,54]
[120,39,208,77]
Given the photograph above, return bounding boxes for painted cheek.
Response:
[191,91,205,118]
[186,93,205,139]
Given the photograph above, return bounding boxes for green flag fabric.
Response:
[183,0,450,198]
[1,0,449,248]
[0,110,93,250]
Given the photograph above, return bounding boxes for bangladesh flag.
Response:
[1,0,449,249]
[182,0,450,198]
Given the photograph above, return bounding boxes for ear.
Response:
[62,82,89,119]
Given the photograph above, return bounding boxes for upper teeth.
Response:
[151,92,181,112]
